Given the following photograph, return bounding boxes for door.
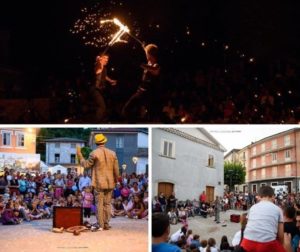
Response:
[158,182,174,198]
[252,184,257,193]
[285,181,292,193]
[206,186,215,203]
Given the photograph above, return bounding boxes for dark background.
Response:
[1,0,299,76]
[0,0,299,123]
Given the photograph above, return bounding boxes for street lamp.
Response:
[132,156,138,173]
[122,163,127,172]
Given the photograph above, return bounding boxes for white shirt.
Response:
[79,176,91,191]
[244,200,283,242]
[170,229,183,243]
[232,230,242,246]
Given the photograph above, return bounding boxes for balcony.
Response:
[250,144,295,158]
[249,158,296,170]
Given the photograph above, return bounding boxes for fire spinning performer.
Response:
[92,53,117,121]
[77,133,119,231]
[122,44,161,121]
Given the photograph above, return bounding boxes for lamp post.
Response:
[121,163,127,174]
[132,156,138,174]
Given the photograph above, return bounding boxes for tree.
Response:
[224,161,246,191]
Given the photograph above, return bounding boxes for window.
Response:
[55,143,60,148]
[2,131,12,146]
[272,153,277,163]
[252,159,256,168]
[116,136,124,148]
[208,155,214,167]
[70,154,76,164]
[252,170,256,180]
[284,135,291,146]
[261,143,265,152]
[261,168,266,179]
[272,140,277,149]
[16,132,25,147]
[285,164,292,177]
[161,139,175,158]
[272,166,277,178]
[261,155,266,166]
[71,143,76,149]
[261,183,267,187]
[285,150,291,161]
[252,184,257,193]
[271,182,278,186]
[55,154,60,163]
[252,147,256,155]
[243,152,246,159]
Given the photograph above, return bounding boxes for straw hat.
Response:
[94,134,107,145]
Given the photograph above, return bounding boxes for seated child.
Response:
[127,195,146,219]
[2,202,21,225]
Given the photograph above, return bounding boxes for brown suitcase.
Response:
[53,207,83,228]
[230,214,240,223]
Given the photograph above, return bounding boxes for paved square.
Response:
[0,216,148,252]
[169,210,246,246]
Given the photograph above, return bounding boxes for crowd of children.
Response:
[0,168,148,226]
[153,186,300,252]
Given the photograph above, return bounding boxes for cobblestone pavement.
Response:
[170,209,246,246]
[0,216,148,252]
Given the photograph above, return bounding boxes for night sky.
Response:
[1,0,299,75]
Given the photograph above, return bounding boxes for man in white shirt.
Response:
[78,172,91,191]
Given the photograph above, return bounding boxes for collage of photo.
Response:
[1,1,300,252]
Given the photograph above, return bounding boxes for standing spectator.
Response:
[54,174,64,199]
[78,172,92,192]
[168,192,177,211]
[82,186,94,224]
[200,191,206,204]
[159,192,167,213]
[19,175,27,195]
[65,174,74,197]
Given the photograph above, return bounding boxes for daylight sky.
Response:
[203,125,300,155]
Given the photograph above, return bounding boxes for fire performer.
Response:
[92,53,117,121]
[122,44,161,121]
[77,134,119,231]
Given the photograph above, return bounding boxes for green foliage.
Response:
[224,161,246,190]
[80,146,92,160]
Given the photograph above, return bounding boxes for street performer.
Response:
[92,53,117,121]
[122,44,161,121]
[77,133,119,231]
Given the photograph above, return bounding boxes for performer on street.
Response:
[92,53,117,121]
[77,133,119,231]
[214,196,221,224]
[122,44,161,121]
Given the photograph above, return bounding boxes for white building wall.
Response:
[137,133,148,148]
[152,129,224,201]
[46,142,84,164]
[136,157,148,174]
